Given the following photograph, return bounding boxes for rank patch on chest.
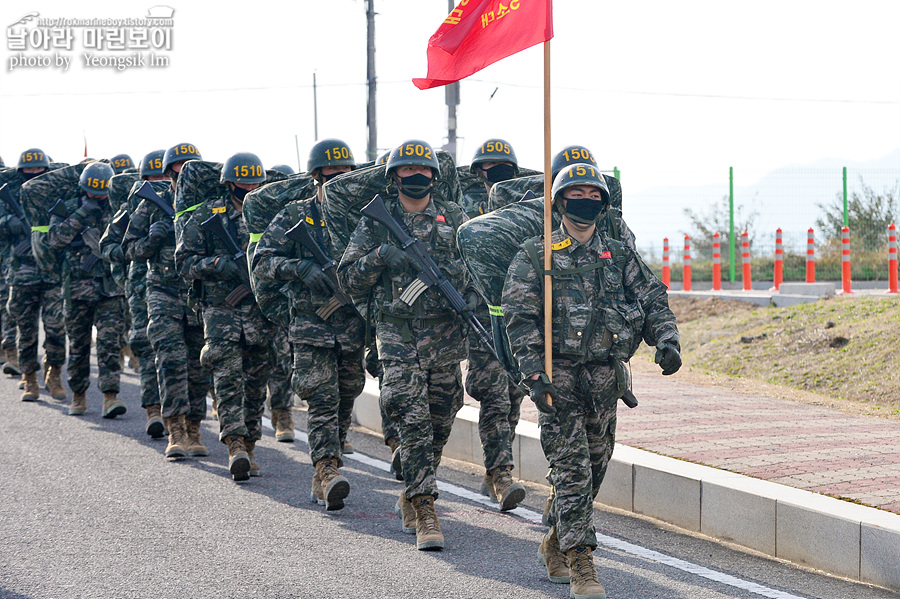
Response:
[435,215,446,223]
[599,251,612,259]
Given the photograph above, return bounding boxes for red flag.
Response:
[83,132,88,158]
[413,0,553,90]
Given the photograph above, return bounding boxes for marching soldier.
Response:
[47,161,126,417]
[176,152,273,482]
[503,164,680,598]
[338,140,470,550]
[253,138,364,510]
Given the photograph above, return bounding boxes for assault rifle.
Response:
[134,181,175,218]
[285,220,351,320]
[50,198,103,274]
[0,183,33,258]
[360,194,501,366]
[199,213,253,307]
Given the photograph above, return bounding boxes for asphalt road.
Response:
[1,364,896,599]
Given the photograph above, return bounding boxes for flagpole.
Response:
[542,40,553,399]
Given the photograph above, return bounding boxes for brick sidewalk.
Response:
[465,372,900,514]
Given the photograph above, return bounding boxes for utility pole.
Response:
[312,72,319,141]
[366,0,377,161]
[444,0,459,163]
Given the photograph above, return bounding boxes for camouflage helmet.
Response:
[270,164,295,175]
[307,138,356,174]
[385,140,440,175]
[162,142,202,172]
[551,145,598,180]
[551,163,609,207]
[110,153,135,174]
[221,152,266,184]
[470,138,518,174]
[140,149,166,178]
[79,161,115,197]
[17,148,50,170]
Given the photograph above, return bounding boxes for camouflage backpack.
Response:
[108,172,142,213]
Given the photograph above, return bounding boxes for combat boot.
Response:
[145,405,165,438]
[342,440,354,454]
[68,392,87,416]
[2,351,21,376]
[271,407,294,442]
[224,434,250,481]
[539,526,570,583]
[566,546,606,599]
[245,439,260,477]
[411,495,444,551]
[21,371,39,402]
[394,491,416,534]
[315,457,349,511]
[309,467,325,505]
[543,485,556,527]
[43,359,67,400]
[17,375,25,390]
[185,419,209,457]
[163,415,188,459]
[101,392,126,419]
[491,465,526,511]
[121,344,138,371]
[386,436,403,481]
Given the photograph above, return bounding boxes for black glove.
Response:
[294,260,332,296]
[215,256,241,280]
[74,197,102,223]
[377,243,409,272]
[463,291,479,313]
[5,215,27,237]
[527,373,558,415]
[655,339,682,375]
[147,220,172,244]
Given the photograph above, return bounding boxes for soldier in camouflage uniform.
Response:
[176,152,273,482]
[0,149,66,400]
[102,150,168,439]
[47,161,127,418]
[338,139,470,551]
[503,164,681,598]
[253,138,365,510]
[124,145,211,457]
[461,139,528,511]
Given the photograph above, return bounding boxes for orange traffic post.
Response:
[806,228,816,283]
[741,230,751,290]
[771,228,783,291]
[683,235,692,292]
[662,237,670,289]
[888,224,898,294]
[839,226,853,294]
[712,232,721,291]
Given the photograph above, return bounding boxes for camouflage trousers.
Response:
[0,256,15,350]
[380,360,464,500]
[539,359,619,553]
[268,326,293,411]
[65,295,125,394]
[7,282,66,374]
[146,292,208,421]
[201,337,271,443]
[465,346,525,472]
[292,342,365,466]
[365,346,400,446]
[128,284,159,409]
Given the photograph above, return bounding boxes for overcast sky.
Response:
[1,0,898,194]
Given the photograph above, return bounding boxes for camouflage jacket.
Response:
[253,196,364,350]
[337,195,470,367]
[0,177,57,286]
[47,194,121,299]
[503,223,678,379]
[123,187,185,297]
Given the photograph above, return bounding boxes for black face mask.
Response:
[20,169,46,182]
[482,163,516,184]
[397,173,433,200]
[562,197,605,224]
[322,170,344,183]
[231,186,250,203]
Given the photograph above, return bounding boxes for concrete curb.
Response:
[352,378,900,592]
